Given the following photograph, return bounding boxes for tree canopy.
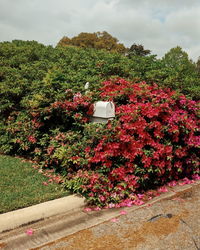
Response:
[57,31,127,54]
[127,43,151,57]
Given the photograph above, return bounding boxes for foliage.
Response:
[127,43,151,57]
[197,57,200,76]
[63,78,199,207]
[0,40,134,121]
[0,41,199,127]
[160,47,200,99]
[137,47,200,100]
[4,77,199,208]
[57,31,127,54]
[0,40,200,208]
[2,89,93,157]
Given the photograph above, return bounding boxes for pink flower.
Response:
[179,178,194,186]
[192,174,200,180]
[124,201,133,207]
[183,177,195,184]
[158,187,168,193]
[42,182,48,186]
[121,199,133,207]
[108,203,116,208]
[94,207,101,211]
[99,195,105,202]
[168,181,177,187]
[137,194,144,199]
[120,210,127,215]
[134,200,145,206]
[26,228,34,235]
[84,207,92,212]
[73,92,82,101]
[110,218,119,223]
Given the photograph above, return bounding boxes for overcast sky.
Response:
[0,0,200,61]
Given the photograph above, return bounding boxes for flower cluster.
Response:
[4,77,199,208]
[4,90,93,160]
[65,78,200,207]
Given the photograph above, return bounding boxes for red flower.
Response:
[28,135,37,144]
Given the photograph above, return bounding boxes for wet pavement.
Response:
[1,182,200,250]
[34,183,200,250]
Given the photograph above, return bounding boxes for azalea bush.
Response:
[64,78,200,207]
[2,89,93,158]
[1,39,200,209]
[1,75,200,208]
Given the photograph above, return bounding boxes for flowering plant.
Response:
[65,78,200,207]
[3,77,199,207]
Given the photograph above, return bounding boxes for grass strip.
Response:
[0,155,69,214]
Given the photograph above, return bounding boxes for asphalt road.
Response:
[34,183,200,250]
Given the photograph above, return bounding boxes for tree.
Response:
[196,57,200,76]
[57,36,72,47]
[161,46,200,99]
[71,32,97,48]
[162,46,197,78]
[95,31,126,53]
[162,46,192,67]
[57,31,126,54]
[127,43,151,57]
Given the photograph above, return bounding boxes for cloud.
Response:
[0,0,199,61]
[166,7,200,40]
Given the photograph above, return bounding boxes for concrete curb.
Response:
[0,180,199,250]
[0,180,199,235]
[0,195,85,233]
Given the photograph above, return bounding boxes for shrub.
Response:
[64,78,200,207]
[1,77,199,207]
[0,40,199,208]
[2,89,93,158]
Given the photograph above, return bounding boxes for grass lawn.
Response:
[0,154,69,214]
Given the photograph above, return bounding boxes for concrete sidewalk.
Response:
[0,180,200,249]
